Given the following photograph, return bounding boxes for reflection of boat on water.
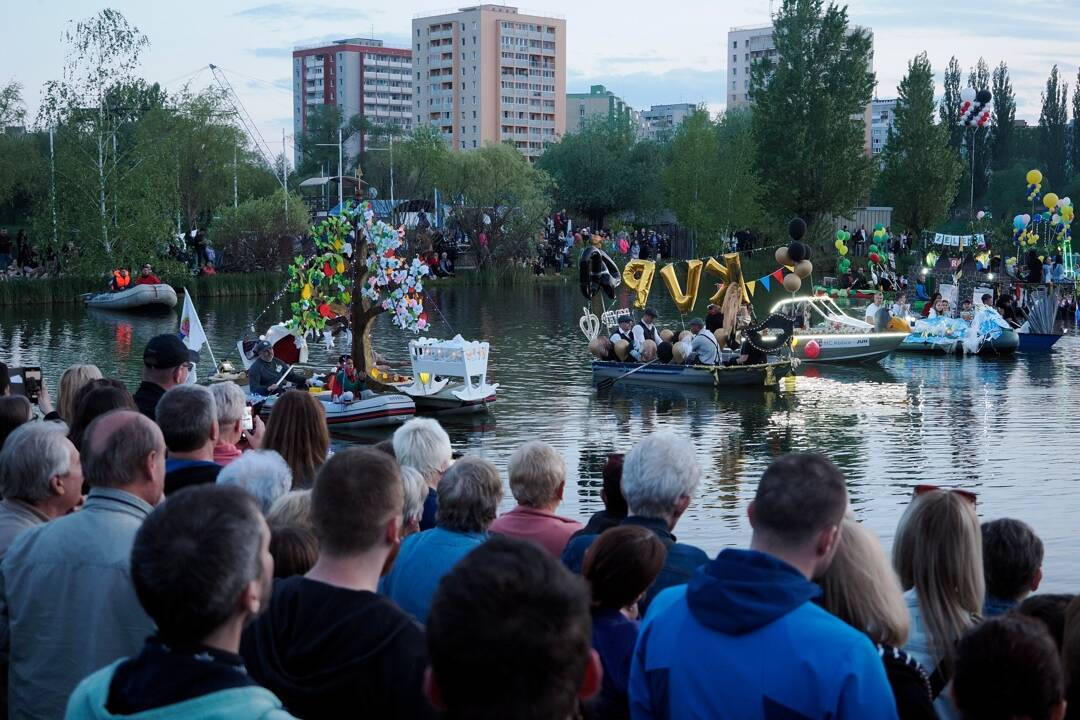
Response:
[773,297,907,364]
[256,389,415,428]
[84,284,177,312]
[592,357,792,389]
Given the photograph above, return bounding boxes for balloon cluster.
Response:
[833,229,852,274]
[1015,194,1074,249]
[867,224,888,265]
[773,218,814,294]
[579,246,621,300]
[1026,169,1043,202]
[959,88,992,127]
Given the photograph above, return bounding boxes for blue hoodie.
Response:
[629,549,898,720]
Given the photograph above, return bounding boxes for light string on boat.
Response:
[249,277,294,334]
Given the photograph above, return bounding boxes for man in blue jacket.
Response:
[629,453,898,720]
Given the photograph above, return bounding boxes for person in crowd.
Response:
[820,517,936,719]
[723,332,767,367]
[133,264,161,285]
[67,379,136,451]
[425,536,601,720]
[632,308,661,348]
[157,385,221,495]
[0,395,33,449]
[400,466,429,538]
[979,292,994,309]
[1021,594,1074,651]
[893,486,983,710]
[630,453,897,719]
[383,456,502,622]
[373,438,396,458]
[1043,256,1055,284]
[573,453,627,540]
[267,490,313,533]
[915,279,930,301]
[981,518,1043,617]
[247,341,307,397]
[330,354,364,400]
[269,525,318,580]
[393,417,453,531]
[890,293,910,319]
[0,361,9,395]
[490,441,583,556]
[685,317,720,365]
[705,303,724,333]
[241,448,436,719]
[58,364,102,424]
[210,382,264,466]
[922,291,942,318]
[199,261,217,277]
[262,390,330,489]
[133,334,199,419]
[864,292,885,324]
[1061,596,1080,717]
[563,432,707,609]
[217,450,293,515]
[952,614,1066,720]
[610,313,641,362]
[0,228,10,271]
[0,411,164,720]
[0,423,83,559]
[997,293,1025,327]
[582,525,666,720]
[65,484,293,719]
[959,298,975,322]
[929,298,952,319]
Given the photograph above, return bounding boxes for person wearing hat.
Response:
[632,308,661,348]
[133,334,200,419]
[705,304,724,333]
[609,314,641,362]
[248,340,308,397]
[686,318,720,366]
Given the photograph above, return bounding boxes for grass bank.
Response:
[0,272,288,306]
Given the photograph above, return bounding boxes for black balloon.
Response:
[975,89,992,104]
[788,217,807,241]
[578,246,621,300]
[787,242,807,264]
[802,242,812,260]
[599,271,617,299]
[578,247,599,299]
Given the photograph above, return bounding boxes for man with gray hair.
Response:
[686,317,720,365]
[210,381,264,467]
[157,384,221,495]
[562,431,707,608]
[400,466,429,538]
[393,417,453,531]
[217,450,293,515]
[382,456,503,622]
[0,410,165,720]
[0,423,84,558]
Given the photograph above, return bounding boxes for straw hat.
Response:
[588,337,612,359]
[659,329,674,343]
[641,340,657,362]
[613,339,630,361]
[672,340,691,363]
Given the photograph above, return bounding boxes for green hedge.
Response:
[0,272,288,306]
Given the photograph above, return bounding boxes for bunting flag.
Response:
[747,280,758,296]
[772,269,785,283]
[761,276,772,292]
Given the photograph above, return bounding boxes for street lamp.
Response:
[315,128,344,213]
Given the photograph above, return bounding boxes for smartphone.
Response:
[242,405,254,432]
[22,367,41,404]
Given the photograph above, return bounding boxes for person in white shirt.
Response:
[631,308,660,348]
[890,294,910,319]
[610,315,641,362]
[686,318,720,365]
[863,293,885,324]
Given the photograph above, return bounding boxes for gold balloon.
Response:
[794,260,813,279]
[782,273,802,293]
[659,329,674,342]
[659,260,703,314]
[613,339,629,361]
[621,259,656,310]
[713,329,729,347]
[775,247,791,266]
[704,257,728,303]
[589,337,612,359]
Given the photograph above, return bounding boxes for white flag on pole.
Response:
[179,289,208,353]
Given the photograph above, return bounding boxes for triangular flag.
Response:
[785,265,795,272]
[772,269,785,282]
[760,275,772,292]
[747,280,757,296]
[179,290,208,353]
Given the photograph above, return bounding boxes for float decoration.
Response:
[659,260,703,314]
[579,246,621,300]
[622,259,656,309]
[285,213,353,338]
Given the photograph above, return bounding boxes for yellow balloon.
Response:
[1027,169,1043,185]
[704,257,728,303]
[838,246,848,256]
[659,260,703,314]
[621,259,656,310]
[1044,193,1060,210]
[791,337,799,348]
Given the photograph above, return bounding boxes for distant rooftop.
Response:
[414,5,564,19]
[729,24,772,33]
[294,37,389,51]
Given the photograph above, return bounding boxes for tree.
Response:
[879,53,962,237]
[965,58,992,205]
[1072,68,1080,180]
[208,191,309,271]
[714,108,763,237]
[939,56,964,152]
[0,83,44,222]
[295,104,371,180]
[990,62,1016,169]
[1038,65,1069,188]
[361,125,449,210]
[664,109,720,237]
[0,81,26,126]
[751,0,875,240]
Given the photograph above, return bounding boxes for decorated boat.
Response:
[84,283,177,311]
[592,356,793,389]
[1016,286,1065,353]
[1017,332,1063,352]
[771,297,908,364]
[255,389,416,428]
[898,311,1019,355]
[387,335,498,414]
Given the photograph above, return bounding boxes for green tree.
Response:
[879,53,962,237]
[295,104,372,180]
[751,0,875,240]
[715,108,763,237]
[1038,65,1069,188]
[0,81,26,126]
[0,83,45,223]
[360,125,449,212]
[664,109,720,237]
[1072,68,1080,180]
[990,62,1016,169]
[208,190,310,271]
[939,56,964,152]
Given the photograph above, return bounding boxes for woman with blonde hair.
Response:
[58,364,102,423]
[261,390,330,489]
[892,486,983,714]
[820,518,935,719]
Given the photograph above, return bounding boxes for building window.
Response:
[733,40,737,48]
[461,140,465,148]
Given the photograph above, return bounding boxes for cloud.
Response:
[233,3,368,22]
[569,67,727,110]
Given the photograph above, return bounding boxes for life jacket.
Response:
[112,269,131,289]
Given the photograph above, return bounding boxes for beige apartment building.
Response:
[411,5,566,161]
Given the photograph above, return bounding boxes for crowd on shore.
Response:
[0,334,1075,719]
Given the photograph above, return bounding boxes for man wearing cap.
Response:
[610,314,641,362]
[248,341,307,397]
[133,334,199,420]
[686,318,720,365]
[632,307,661,348]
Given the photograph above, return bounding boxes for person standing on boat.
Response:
[632,308,661,348]
[686,318,720,365]
[705,303,725,333]
[134,264,160,285]
[248,341,307,397]
[610,314,642,362]
[863,293,884,325]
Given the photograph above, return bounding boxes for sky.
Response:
[4,0,1079,162]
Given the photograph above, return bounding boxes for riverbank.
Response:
[0,272,288,306]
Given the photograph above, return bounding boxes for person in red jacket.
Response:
[134,264,161,285]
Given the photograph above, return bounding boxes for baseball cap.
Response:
[688,317,705,328]
[143,334,199,369]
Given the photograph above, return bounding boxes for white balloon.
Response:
[1053,214,1061,223]
[1023,214,1031,223]
[1062,197,1073,207]
[960,88,977,102]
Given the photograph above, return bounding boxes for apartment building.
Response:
[642,103,696,141]
[871,98,898,155]
[292,38,413,167]
[565,84,644,135]
[411,5,566,161]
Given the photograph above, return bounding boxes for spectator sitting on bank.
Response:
[0,395,33,450]
[200,261,217,277]
[269,525,318,580]
[952,614,1066,720]
[393,417,453,531]
[629,453,896,719]
[0,423,84,559]
[217,450,293,515]
[210,382,264,466]
[261,390,329,489]
[0,411,165,720]
[241,448,436,719]
[65,484,294,720]
[400,466,429,539]
[133,334,199,419]
[425,536,601,719]
[981,518,1044,617]
[383,456,503,622]
[67,379,137,451]
[563,432,707,609]
[571,453,627,541]
[489,441,583,556]
[57,364,103,424]
[157,385,221,496]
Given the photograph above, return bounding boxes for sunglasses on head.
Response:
[913,484,977,506]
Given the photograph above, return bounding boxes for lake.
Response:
[2,280,1078,589]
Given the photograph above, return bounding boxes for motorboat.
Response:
[256,389,416,428]
[771,297,908,364]
[84,283,177,311]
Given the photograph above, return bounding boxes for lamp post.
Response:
[315,128,344,213]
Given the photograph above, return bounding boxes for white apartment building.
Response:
[871,98,898,155]
[642,103,696,141]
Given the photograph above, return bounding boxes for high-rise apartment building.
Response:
[726,23,874,156]
[642,103,697,141]
[566,85,644,136]
[292,38,413,168]
[871,98,897,156]
[411,5,566,161]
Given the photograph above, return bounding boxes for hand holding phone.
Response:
[22,368,42,405]
[242,405,254,432]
